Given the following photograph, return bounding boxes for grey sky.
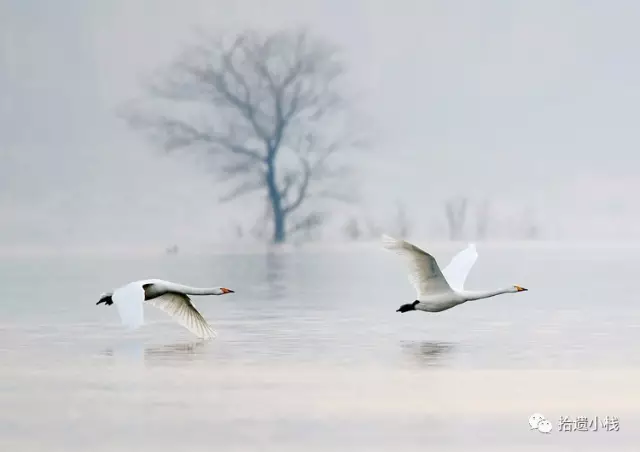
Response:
[2,0,640,250]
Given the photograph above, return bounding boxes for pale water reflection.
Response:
[1,244,640,450]
[101,340,212,363]
[399,340,456,367]
[143,340,210,359]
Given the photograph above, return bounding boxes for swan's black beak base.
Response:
[396,300,420,313]
[96,295,113,306]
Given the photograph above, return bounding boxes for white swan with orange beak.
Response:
[97,279,235,339]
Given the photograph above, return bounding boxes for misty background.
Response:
[3,0,640,253]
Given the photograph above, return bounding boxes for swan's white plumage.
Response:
[381,235,453,297]
[146,292,215,339]
[382,234,528,313]
[100,279,233,339]
[112,282,145,329]
[441,243,478,291]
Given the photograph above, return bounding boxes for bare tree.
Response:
[289,211,326,243]
[363,214,382,239]
[521,206,540,240]
[126,30,364,244]
[342,217,362,241]
[394,200,411,239]
[475,199,490,240]
[444,197,468,240]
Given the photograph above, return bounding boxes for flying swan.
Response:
[96,279,235,339]
[381,235,527,313]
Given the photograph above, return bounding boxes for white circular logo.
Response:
[529,413,552,433]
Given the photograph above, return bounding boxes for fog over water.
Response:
[2,0,640,251]
[3,4,640,450]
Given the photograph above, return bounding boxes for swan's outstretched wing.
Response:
[381,235,452,297]
[442,243,478,291]
[146,292,215,339]
[111,282,145,329]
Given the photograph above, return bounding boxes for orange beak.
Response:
[515,285,528,292]
[221,288,234,294]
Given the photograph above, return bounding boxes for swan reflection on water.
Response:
[144,340,210,360]
[101,339,212,363]
[400,340,456,367]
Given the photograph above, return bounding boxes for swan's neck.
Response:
[461,287,512,301]
[163,283,224,295]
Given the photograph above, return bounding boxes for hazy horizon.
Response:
[3,0,640,249]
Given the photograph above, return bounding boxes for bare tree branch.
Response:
[125,29,366,244]
[287,211,326,236]
[219,160,254,178]
[283,157,311,215]
[142,116,266,162]
[475,199,490,240]
[445,197,468,240]
[219,178,264,203]
[342,217,362,241]
[311,189,357,203]
[394,201,411,239]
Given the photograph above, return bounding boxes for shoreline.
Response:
[3,239,640,258]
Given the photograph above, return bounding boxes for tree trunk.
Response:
[272,208,286,243]
[265,163,286,244]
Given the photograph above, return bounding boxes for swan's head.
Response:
[512,285,528,293]
[96,292,113,306]
[219,287,235,295]
[396,300,420,313]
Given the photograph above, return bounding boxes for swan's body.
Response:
[96,279,234,338]
[381,235,527,313]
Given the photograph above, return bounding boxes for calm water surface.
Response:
[1,244,639,450]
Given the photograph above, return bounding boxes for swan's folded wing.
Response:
[112,283,145,329]
[381,235,452,297]
[146,292,215,339]
[442,243,478,291]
